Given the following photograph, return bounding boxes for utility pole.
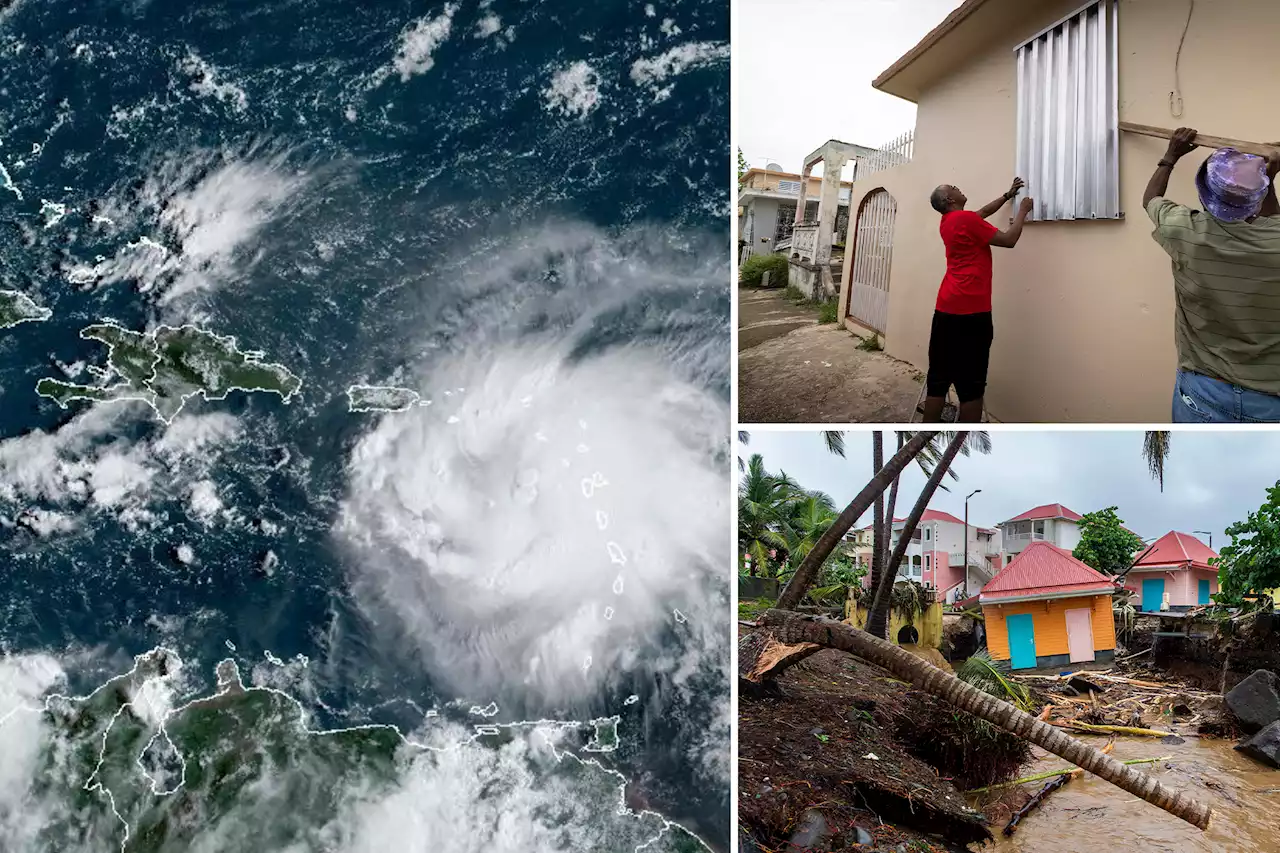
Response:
[1194,530,1213,549]
[963,489,982,600]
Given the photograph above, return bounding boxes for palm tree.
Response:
[1143,431,1171,492]
[776,432,940,609]
[866,432,973,637]
[782,490,839,565]
[755,611,1212,830]
[738,454,799,577]
[862,431,993,636]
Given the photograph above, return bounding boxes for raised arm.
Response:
[989,197,1034,248]
[1143,127,1198,208]
[977,177,1025,219]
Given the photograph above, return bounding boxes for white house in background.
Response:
[737,166,852,259]
[997,503,1084,565]
[884,509,1004,605]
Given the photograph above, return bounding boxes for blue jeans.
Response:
[1172,370,1280,423]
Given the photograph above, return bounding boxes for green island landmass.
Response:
[0,289,53,329]
[36,323,302,423]
[20,652,707,853]
[345,383,422,413]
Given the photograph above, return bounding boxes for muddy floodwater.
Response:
[982,735,1280,852]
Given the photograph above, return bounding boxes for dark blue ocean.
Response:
[0,0,729,849]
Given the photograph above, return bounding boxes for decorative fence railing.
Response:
[858,129,915,179]
[791,223,819,261]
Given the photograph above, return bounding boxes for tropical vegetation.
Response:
[1073,506,1145,575]
[1214,480,1280,609]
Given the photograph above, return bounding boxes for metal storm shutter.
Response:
[1014,0,1120,222]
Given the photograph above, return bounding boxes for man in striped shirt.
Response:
[1145,127,1280,422]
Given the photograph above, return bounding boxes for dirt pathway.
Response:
[738,287,923,424]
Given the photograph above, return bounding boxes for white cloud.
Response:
[178,50,248,112]
[386,5,459,82]
[336,225,729,714]
[629,42,729,88]
[75,150,307,308]
[543,61,602,119]
[475,13,502,39]
[0,408,242,535]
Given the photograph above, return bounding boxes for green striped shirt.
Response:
[1148,197,1280,395]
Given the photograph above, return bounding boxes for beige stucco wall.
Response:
[743,171,848,197]
[840,0,1280,423]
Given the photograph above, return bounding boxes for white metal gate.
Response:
[847,190,897,334]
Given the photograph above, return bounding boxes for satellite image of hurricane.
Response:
[0,1,730,851]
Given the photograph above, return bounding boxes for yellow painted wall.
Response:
[983,595,1116,662]
[846,601,944,650]
[839,0,1280,422]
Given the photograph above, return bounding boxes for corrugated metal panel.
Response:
[1133,531,1218,568]
[982,541,1114,599]
[1014,0,1119,222]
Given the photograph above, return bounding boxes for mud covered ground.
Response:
[738,645,1027,852]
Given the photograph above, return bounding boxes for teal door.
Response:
[1142,578,1165,613]
[1007,614,1037,670]
[1198,579,1211,605]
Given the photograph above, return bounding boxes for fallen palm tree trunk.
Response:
[969,755,1170,794]
[1060,722,1174,738]
[1004,773,1076,836]
[753,611,1214,831]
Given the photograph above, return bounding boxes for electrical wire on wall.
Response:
[1170,0,1196,118]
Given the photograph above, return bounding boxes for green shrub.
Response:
[784,285,806,302]
[740,253,789,287]
[817,300,839,324]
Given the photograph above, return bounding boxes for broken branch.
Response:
[967,756,1172,794]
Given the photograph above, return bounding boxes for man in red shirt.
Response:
[922,178,1035,422]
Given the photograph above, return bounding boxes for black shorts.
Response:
[926,310,993,404]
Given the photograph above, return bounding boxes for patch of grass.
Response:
[784,285,806,303]
[739,252,789,287]
[817,300,839,324]
[738,597,775,621]
[856,334,884,352]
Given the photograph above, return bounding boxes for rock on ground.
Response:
[1225,669,1280,734]
[1236,720,1280,768]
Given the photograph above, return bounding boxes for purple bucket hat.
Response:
[1196,148,1271,222]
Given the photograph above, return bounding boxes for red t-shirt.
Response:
[936,210,999,314]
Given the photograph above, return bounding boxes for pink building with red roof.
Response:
[1125,532,1220,612]
[876,509,1003,604]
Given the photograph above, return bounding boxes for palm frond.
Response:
[955,650,1034,711]
[738,430,751,445]
[808,584,849,604]
[823,431,846,458]
[1143,431,1171,493]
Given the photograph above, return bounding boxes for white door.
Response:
[847,190,897,333]
[1065,607,1095,664]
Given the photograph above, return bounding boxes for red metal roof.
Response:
[893,509,967,526]
[1003,503,1083,524]
[1133,531,1218,570]
[980,541,1117,603]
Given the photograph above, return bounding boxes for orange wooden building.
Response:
[980,541,1119,671]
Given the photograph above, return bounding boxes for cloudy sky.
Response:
[735,0,964,175]
[739,430,1280,550]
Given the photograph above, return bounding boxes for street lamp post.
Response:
[964,489,982,600]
